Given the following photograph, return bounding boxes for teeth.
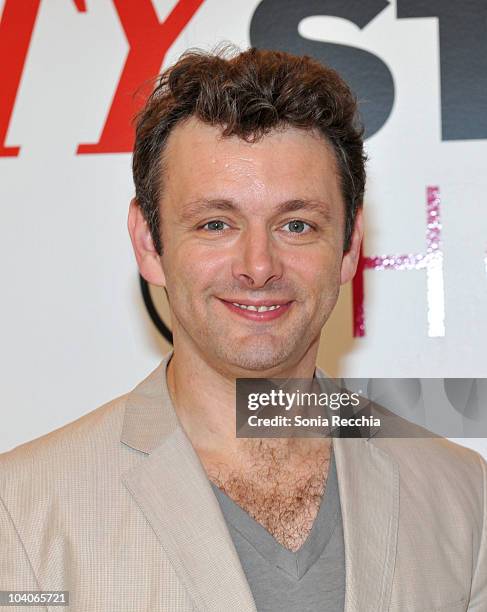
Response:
[232,303,282,312]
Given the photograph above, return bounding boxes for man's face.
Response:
[153,117,358,374]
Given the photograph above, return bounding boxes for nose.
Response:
[231,226,284,288]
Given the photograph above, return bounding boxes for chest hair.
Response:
[205,440,331,552]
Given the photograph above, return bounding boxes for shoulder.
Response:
[360,394,487,491]
[372,433,486,480]
[0,355,172,506]
[372,435,486,527]
[0,392,130,493]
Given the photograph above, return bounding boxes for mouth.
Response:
[217,298,293,321]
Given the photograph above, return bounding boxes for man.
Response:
[0,48,485,611]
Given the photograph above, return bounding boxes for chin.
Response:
[213,342,293,373]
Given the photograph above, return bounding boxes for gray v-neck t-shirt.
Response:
[210,449,345,612]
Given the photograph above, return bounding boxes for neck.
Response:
[166,337,328,467]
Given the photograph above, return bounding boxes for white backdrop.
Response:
[1,0,486,457]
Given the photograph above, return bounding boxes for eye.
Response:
[201,220,230,232]
[282,220,312,234]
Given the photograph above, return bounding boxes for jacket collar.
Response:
[120,350,178,454]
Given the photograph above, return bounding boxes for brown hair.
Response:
[132,47,366,254]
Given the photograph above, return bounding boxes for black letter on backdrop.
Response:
[250,0,394,138]
[397,0,487,140]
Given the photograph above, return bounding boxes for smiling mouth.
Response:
[231,302,283,312]
[217,298,293,320]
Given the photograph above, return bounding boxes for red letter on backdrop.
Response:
[0,0,40,156]
[77,0,205,154]
[0,0,85,157]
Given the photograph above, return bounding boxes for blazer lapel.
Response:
[333,436,399,612]
[120,352,257,612]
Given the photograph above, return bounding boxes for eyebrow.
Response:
[179,198,334,224]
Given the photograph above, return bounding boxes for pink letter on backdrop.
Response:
[353,186,445,338]
[77,0,205,154]
[0,0,85,157]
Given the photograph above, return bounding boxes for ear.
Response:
[127,198,166,287]
[340,207,364,285]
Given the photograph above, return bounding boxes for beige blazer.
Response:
[1,351,486,611]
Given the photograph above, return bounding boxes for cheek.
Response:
[166,244,229,293]
[288,247,342,288]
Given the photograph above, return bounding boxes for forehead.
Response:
[161,116,343,211]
